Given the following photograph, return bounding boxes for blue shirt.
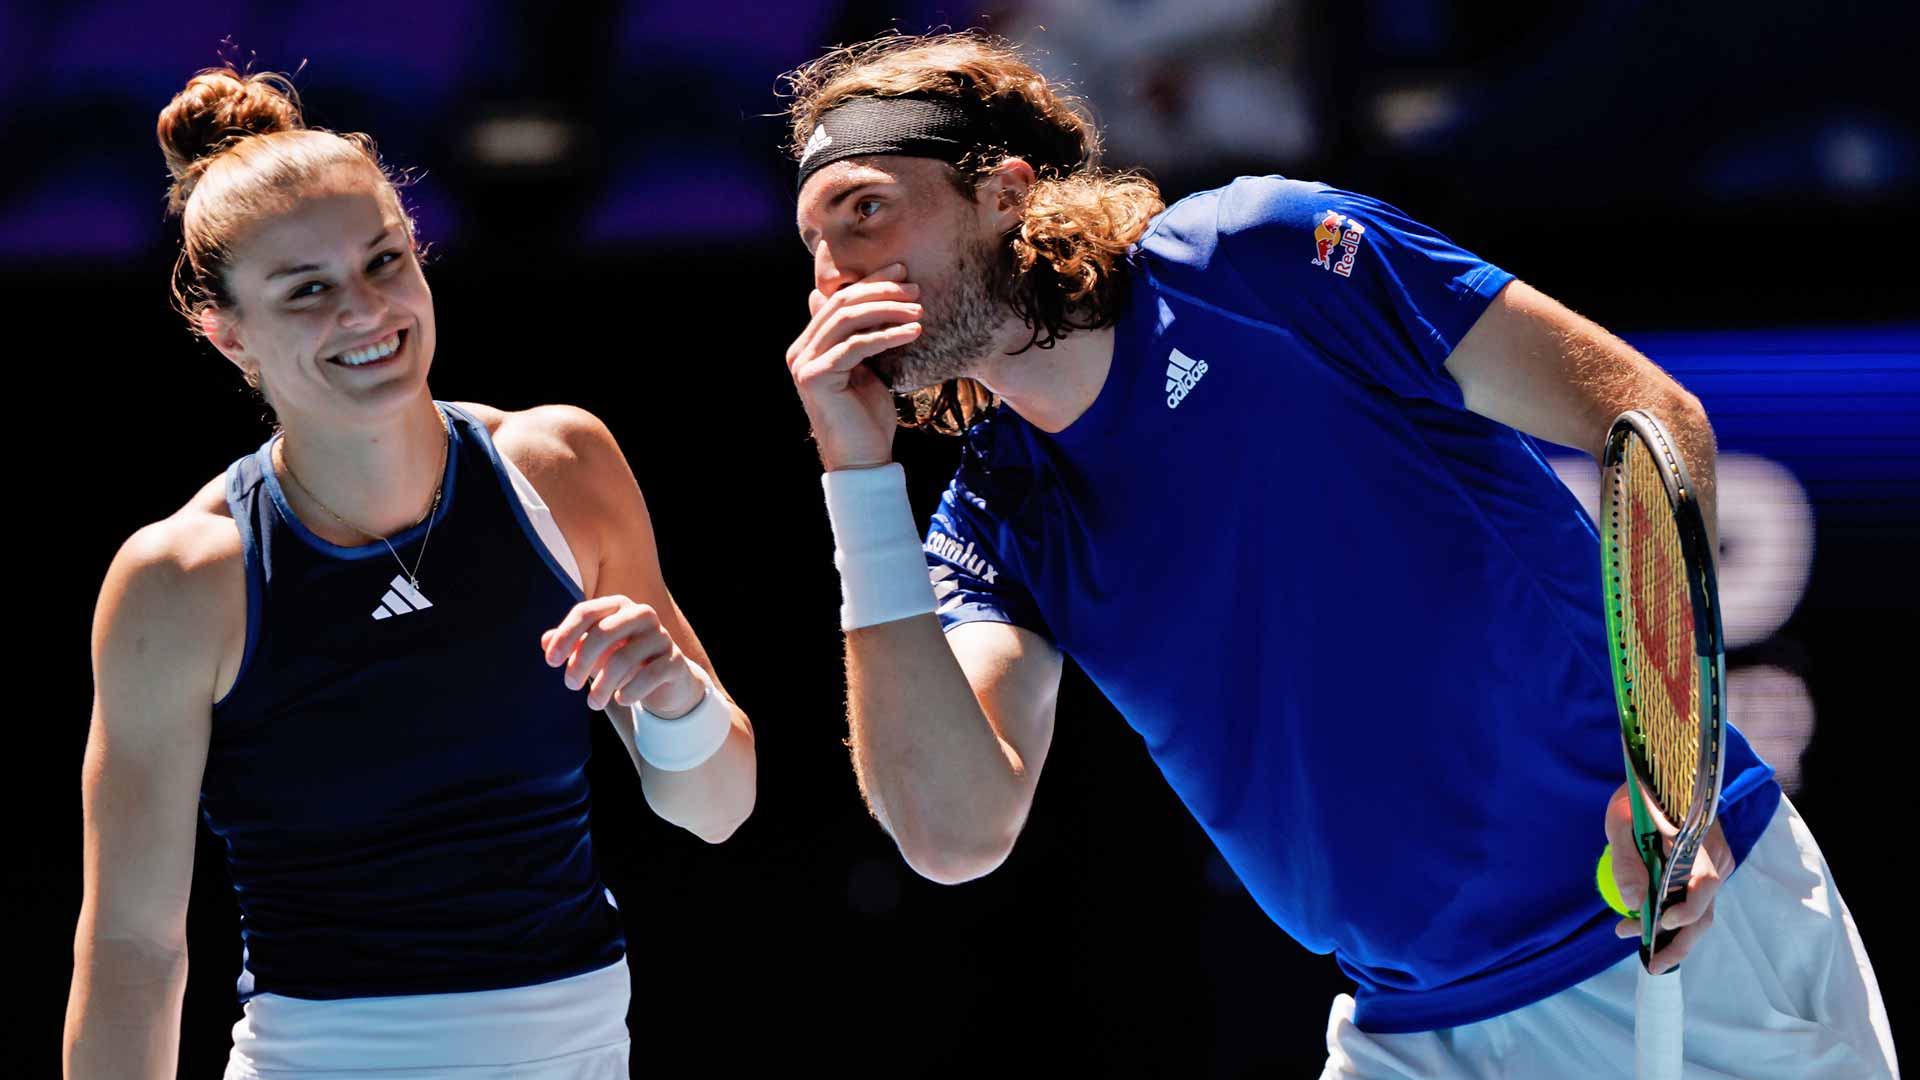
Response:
[924,177,1780,1033]
[207,404,625,1001]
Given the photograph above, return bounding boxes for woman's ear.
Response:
[202,308,259,386]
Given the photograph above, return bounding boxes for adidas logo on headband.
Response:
[801,125,834,166]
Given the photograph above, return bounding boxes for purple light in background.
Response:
[617,2,840,68]
[0,5,30,102]
[42,1,283,105]
[281,0,498,100]
[0,166,157,260]
[583,157,785,247]
[402,177,461,257]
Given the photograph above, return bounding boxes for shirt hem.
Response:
[1352,776,1782,1034]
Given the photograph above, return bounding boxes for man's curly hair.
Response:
[783,31,1165,434]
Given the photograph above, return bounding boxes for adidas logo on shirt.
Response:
[371,575,434,621]
[1165,348,1209,409]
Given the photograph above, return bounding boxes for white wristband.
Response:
[632,661,731,772]
[822,464,938,630]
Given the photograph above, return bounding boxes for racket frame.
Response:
[1599,408,1729,971]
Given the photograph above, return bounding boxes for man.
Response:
[780,32,1894,1077]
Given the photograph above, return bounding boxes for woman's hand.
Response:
[541,595,705,717]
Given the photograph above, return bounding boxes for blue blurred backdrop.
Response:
[7,1,1916,263]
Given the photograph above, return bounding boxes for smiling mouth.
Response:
[327,328,407,368]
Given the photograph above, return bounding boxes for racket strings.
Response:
[1609,440,1700,820]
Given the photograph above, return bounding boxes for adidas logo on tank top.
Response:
[371,575,434,620]
[1165,348,1209,409]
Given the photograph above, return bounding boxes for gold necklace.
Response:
[277,408,451,590]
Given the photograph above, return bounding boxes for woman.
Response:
[63,66,755,1079]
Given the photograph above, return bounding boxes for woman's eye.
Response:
[290,281,326,300]
[370,250,403,271]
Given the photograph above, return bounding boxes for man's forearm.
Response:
[845,615,1029,884]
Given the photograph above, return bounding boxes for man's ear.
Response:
[978,157,1037,230]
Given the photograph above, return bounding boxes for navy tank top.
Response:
[205,403,625,1001]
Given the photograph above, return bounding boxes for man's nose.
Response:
[813,239,859,298]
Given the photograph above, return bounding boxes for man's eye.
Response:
[855,198,882,219]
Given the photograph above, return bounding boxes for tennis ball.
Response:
[1596,846,1636,918]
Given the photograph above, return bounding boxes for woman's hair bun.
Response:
[158,67,305,212]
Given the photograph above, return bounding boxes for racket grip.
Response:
[1648,876,1690,967]
[1652,926,1679,956]
[1635,962,1685,1079]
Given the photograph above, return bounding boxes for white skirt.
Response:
[223,957,630,1079]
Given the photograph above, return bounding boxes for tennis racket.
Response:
[1599,408,1728,1080]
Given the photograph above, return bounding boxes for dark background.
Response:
[13,1,1914,1075]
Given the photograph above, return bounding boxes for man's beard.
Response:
[866,231,1005,393]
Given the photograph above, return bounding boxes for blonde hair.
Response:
[783,32,1164,434]
[157,65,415,338]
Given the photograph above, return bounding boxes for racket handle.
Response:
[1641,922,1680,964]
[1635,962,1685,1079]
[1646,876,1690,966]
[1652,926,1679,957]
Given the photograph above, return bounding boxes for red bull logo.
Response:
[1309,209,1367,277]
[1311,210,1345,269]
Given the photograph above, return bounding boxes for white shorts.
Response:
[1321,797,1898,1079]
[223,956,630,1079]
